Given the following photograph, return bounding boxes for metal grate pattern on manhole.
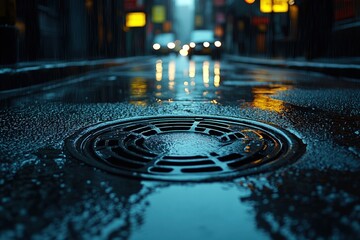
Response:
[65,116,305,181]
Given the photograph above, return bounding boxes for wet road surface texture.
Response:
[1,55,360,239]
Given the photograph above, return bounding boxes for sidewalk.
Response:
[0,56,150,92]
[225,54,360,80]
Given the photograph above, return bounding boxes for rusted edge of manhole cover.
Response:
[65,115,305,182]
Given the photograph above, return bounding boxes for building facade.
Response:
[1,0,152,64]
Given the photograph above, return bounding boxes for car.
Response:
[152,33,178,55]
[187,30,222,59]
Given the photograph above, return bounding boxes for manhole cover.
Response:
[65,116,305,181]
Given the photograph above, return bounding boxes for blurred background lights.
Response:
[125,12,146,27]
[167,42,176,49]
[153,43,161,50]
[203,42,210,48]
[245,0,255,4]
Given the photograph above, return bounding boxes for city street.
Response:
[1,54,359,239]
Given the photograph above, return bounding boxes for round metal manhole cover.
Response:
[65,116,305,181]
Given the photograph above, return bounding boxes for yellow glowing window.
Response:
[126,12,146,27]
[260,0,288,13]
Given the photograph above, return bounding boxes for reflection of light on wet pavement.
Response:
[156,60,162,81]
[203,61,210,87]
[214,75,220,88]
[152,57,225,102]
[250,85,292,113]
[214,61,220,75]
[214,61,221,88]
[168,61,175,91]
[130,77,148,106]
[151,58,292,109]
[129,100,148,106]
[189,61,196,78]
[169,81,175,91]
[168,60,176,81]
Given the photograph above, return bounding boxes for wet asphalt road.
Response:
[1,55,360,239]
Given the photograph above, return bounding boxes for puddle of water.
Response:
[130,183,269,240]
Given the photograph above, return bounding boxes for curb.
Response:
[0,56,150,92]
[225,55,360,79]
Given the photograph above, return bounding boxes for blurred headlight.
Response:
[167,42,176,49]
[153,43,161,50]
[189,42,196,48]
[182,44,190,51]
[203,42,210,48]
[214,41,222,47]
[179,49,188,57]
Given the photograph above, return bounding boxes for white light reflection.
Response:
[214,61,221,87]
[214,75,220,88]
[203,61,210,87]
[153,59,223,101]
[168,60,176,81]
[189,61,196,78]
[156,60,163,81]
[168,60,175,91]
[169,81,175,90]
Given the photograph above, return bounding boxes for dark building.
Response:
[331,0,360,57]
[0,0,17,64]
[0,0,152,64]
[194,0,213,30]
[225,0,360,59]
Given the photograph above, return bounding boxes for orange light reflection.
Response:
[251,85,291,113]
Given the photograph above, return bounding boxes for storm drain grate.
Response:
[65,116,305,181]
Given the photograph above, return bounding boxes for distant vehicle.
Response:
[152,33,178,55]
[187,30,222,59]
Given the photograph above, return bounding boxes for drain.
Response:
[65,116,305,181]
